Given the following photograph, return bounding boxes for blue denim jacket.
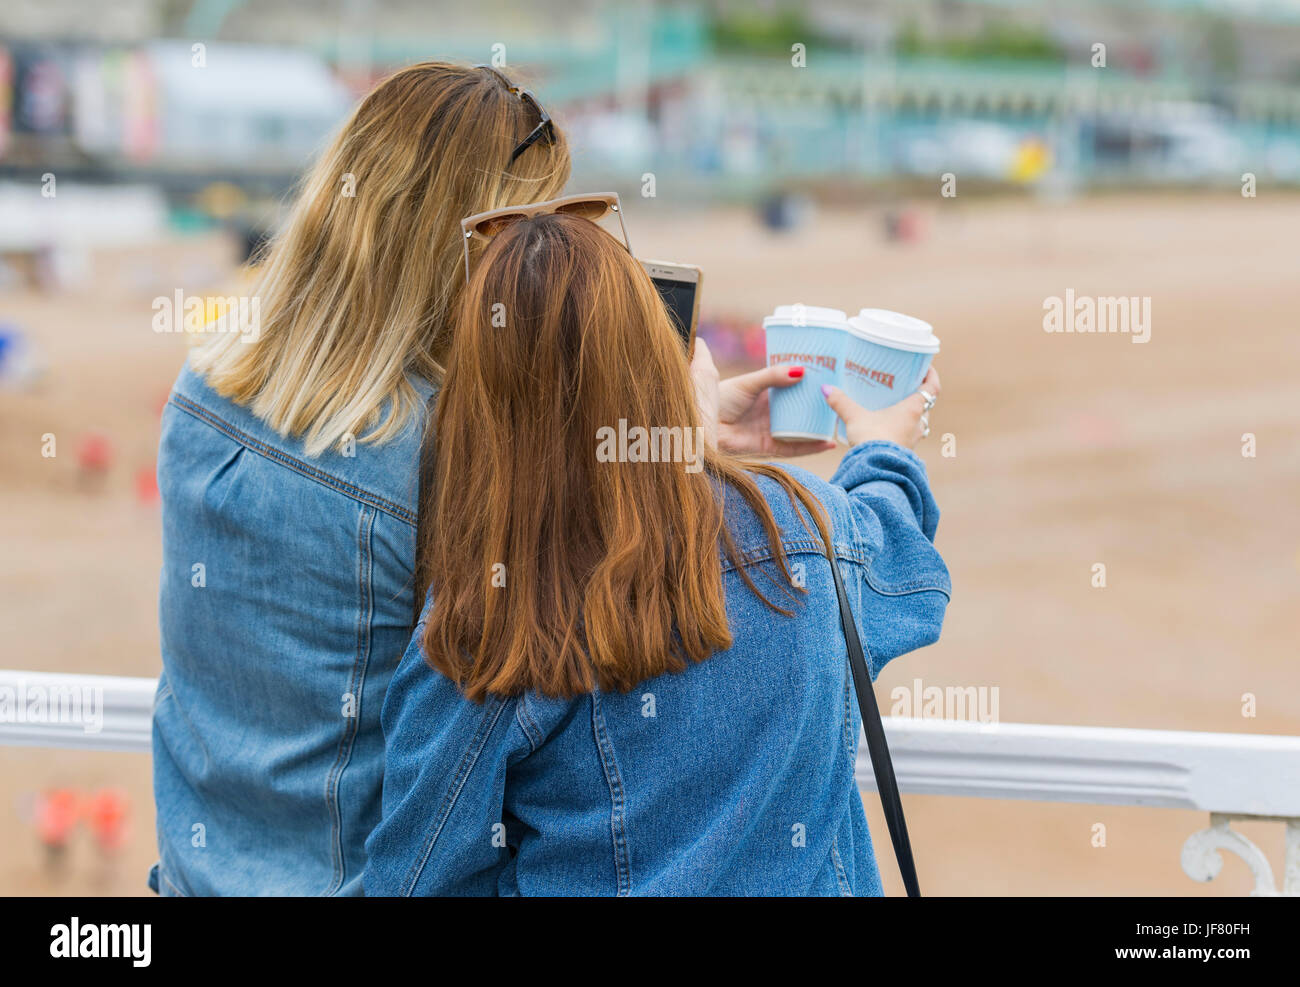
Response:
[364,442,950,896]
[151,359,433,896]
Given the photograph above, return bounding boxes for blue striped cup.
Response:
[764,304,849,441]
[841,309,940,421]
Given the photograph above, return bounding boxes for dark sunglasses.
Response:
[475,64,556,164]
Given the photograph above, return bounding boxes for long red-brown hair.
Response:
[420,213,831,700]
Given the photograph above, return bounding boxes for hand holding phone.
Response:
[641,260,702,349]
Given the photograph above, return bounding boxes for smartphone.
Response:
[641,260,702,350]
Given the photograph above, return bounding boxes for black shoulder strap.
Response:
[828,552,921,897]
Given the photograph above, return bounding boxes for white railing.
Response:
[2,669,1297,895]
[0,671,154,752]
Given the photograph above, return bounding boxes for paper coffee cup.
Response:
[842,309,940,416]
[764,304,848,441]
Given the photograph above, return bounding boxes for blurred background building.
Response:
[5,0,1300,301]
[6,0,1300,195]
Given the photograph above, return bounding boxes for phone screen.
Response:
[651,278,697,347]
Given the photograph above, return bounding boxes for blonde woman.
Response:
[151,63,571,896]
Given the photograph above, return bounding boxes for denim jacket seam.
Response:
[169,393,417,525]
[842,545,951,598]
[830,837,852,896]
[401,698,510,895]
[153,681,173,713]
[515,696,543,752]
[840,662,855,762]
[589,693,632,896]
[322,505,375,896]
[864,573,952,598]
[720,540,870,574]
[156,844,195,897]
[723,541,949,597]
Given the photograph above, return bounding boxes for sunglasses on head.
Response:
[475,64,556,164]
[460,192,632,281]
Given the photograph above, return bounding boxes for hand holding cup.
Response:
[821,366,941,451]
[690,339,837,458]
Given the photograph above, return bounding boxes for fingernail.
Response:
[820,384,832,397]
[788,366,804,379]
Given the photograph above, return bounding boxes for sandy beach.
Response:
[2,192,1297,895]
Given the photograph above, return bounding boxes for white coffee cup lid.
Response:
[847,308,940,354]
[762,304,848,332]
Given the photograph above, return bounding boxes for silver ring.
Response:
[920,413,931,438]
[918,389,936,411]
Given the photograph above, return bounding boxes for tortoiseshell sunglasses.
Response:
[460,192,632,281]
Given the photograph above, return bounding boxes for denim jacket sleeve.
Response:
[822,440,951,678]
[363,637,532,897]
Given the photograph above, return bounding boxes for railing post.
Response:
[1181,813,1300,897]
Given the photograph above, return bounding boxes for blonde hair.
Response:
[191,62,571,456]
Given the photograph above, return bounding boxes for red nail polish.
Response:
[788,366,804,379]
